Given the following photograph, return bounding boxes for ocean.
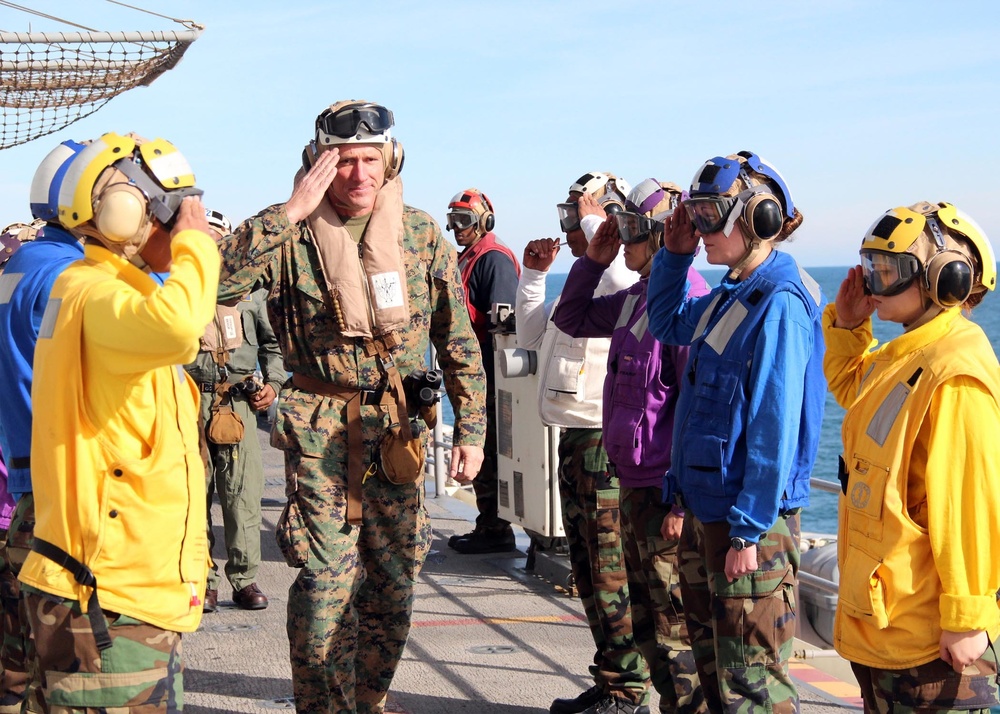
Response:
[446,262,1000,536]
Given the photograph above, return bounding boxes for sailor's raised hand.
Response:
[285,147,340,225]
[834,265,875,330]
[585,214,620,267]
[523,238,560,272]
[663,203,699,255]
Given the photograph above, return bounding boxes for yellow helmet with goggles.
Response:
[57,132,202,262]
[860,201,996,309]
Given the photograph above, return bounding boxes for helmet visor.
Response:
[684,195,738,234]
[860,251,922,296]
[615,212,662,245]
[318,104,394,139]
[446,210,477,232]
[556,203,580,233]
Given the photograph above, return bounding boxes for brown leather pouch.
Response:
[377,422,425,485]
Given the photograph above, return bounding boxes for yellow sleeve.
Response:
[83,229,221,373]
[926,377,1000,633]
[821,303,877,409]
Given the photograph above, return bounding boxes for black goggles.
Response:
[317,104,394,139]
[615,211,664,245]
[446,211,477,232]
[556,203,580,232]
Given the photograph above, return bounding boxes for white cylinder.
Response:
[499,348,537,379]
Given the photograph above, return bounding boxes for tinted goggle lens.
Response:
[446,211,477,232]
[615,212,661,244]
[319,105,393,138]
[150,187,204,229]
[556,203,580,232]
[684,196,736,234]
[860,251,921,296]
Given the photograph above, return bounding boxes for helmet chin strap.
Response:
[727,228,762,281]
[903,293,943,332]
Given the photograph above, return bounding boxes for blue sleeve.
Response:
[728,292,814,541]
[467,251,519,317]
[646,248,704,345]
[552,255,625,338]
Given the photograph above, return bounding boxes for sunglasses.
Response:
[317,104,394,139]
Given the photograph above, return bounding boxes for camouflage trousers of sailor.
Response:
[1,495,39,713]
[619,484,704,713]
[275,390,433,714]
[852,647,1000,713]
[22,587,183,713]
[558,429,648,704]
[677,511,800,714]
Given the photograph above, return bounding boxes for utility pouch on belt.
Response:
[275,497,309,569]
[377,420,425,485]
[207,383,244,445]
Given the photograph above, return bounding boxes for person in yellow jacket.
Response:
[824,201,1000,712]
[17,133,219,713]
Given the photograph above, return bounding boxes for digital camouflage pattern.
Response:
[852,650,1000,713]
[619,484,705,713]
[558,429,649,704]
[23,588,183,712]
[1,494,37,714]
[185,287,285,592]
[217,202,486,714]
[0,526,27,714]
[678,512,800,714]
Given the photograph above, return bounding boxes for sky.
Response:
[1,1,998,273]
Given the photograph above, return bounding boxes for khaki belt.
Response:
[290,372,393,526]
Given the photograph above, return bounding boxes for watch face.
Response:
[730,537,746,551]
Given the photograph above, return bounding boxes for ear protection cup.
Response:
[601,197,624,216]
[383,138,404,181]
[742,193,783,241]
[925,250,974,307]
[94,183,149,244]
[478,191,495,233]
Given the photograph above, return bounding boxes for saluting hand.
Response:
[663,203,699,255]
[172,196,212,238]
[285,147,340,224]
[585,215,620,267]
[523,238,561,272]
[834,265,875,330]
[576,192,607,221]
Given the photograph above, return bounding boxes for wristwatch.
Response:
[730,537,751,552]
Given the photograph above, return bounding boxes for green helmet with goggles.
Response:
[556,171,631,233]
[860,201,996,309]
[314,100,404,181]
[445,188,494,236]
[616,178,682,248]
[57,132,202,262]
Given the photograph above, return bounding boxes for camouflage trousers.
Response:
[852,647,1000,713]
[22,587,183,713]
[1,495,38,714]
[558,430,648,703]
[619,484,705,713]
[677,511,800,714]
[275,391,433,714]
[203,393,264,592]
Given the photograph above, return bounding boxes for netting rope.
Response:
[0,25,202,150]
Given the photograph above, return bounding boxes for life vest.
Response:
[457,232,520,338]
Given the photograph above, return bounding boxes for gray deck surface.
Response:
[182,421,861,713]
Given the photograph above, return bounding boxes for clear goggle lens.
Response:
[615,211,663,245]
[860,251,922,296]
[318,104,394,139]
[556,202,580,233]
[446,210,477,232]
[684,195,738,234]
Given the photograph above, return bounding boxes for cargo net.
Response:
[0,26,202,150]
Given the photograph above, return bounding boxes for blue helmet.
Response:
[29,139,88,222]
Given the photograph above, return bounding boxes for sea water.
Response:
[445,262,1000,536]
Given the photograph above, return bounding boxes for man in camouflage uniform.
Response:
[185,209,284,613]
[217,100,486,714]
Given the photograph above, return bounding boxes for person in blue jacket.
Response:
[645,152,826,714]
[0,138,87,712]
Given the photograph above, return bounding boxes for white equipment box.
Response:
[491,305,564,539]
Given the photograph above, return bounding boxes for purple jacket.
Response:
[0,445,14,531]
[554,255,710,488]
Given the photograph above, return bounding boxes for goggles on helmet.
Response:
[684,195,739,234]
[860,251,921,297]
[556,202,580,233]
[446,210,478,232]
[615,211,669,245]
[317,104,394,140]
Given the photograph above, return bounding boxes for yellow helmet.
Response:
[860,201,996,308]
